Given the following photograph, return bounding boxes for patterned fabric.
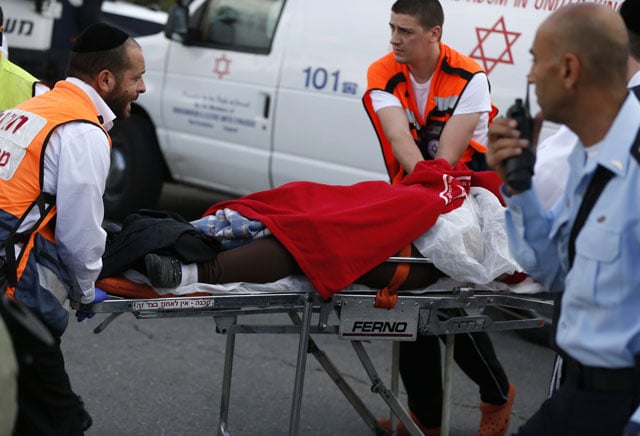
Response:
[191,208,271,250]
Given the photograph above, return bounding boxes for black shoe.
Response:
[144,253,182,288]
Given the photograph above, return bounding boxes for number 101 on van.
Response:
[303,66,358,95]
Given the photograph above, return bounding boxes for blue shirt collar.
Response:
[568,92,640,178]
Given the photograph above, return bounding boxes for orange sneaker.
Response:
[378,409,441,436]
[478,383,515,436]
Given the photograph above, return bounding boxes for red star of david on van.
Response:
[470,16,521,75]
[213,53,231,79]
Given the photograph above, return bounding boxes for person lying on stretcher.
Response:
[102,159,525,299]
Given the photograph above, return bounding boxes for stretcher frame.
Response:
[75,269,553,436]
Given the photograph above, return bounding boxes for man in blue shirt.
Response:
[486,3,640,435]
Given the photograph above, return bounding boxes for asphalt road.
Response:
[61,183,556,436]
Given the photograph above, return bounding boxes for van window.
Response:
[194,0,284,54]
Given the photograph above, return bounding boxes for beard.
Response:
[104,86,133,119]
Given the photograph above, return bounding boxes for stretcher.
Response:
[73,261,553,436]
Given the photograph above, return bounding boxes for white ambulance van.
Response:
[104,0,587,219]
[18,0,625,219]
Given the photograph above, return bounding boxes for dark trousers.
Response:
[514,382,635,435]
[400,326,510,428]
[9,329,84,436]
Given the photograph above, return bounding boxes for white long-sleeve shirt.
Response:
[20,77,114,304]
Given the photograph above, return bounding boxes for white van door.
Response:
[270,0,393,188]
[159,0,287,194]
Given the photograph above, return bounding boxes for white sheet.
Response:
[123,270,544,296]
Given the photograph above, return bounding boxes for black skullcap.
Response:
[620,0,640,34]
[72,23,129,53]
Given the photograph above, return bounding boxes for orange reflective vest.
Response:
[0,81,110,335]
[363,42,498,184]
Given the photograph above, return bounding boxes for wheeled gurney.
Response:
[73,258,553,436]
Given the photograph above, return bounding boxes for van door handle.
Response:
[263,94,271,118]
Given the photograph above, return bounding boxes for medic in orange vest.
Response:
[363,20,498,184]
[0,23,146,436]
[361,2,515,436]
[0,81,111,336]
[0,23,145,338]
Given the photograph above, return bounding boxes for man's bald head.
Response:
[539,3,628,89]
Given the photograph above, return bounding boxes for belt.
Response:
[564,356,636,394]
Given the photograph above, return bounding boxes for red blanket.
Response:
[204,159,498,299]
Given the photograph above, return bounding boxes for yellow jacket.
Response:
[0,54,43,111]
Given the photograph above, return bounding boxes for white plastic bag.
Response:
[413,187,521,284]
